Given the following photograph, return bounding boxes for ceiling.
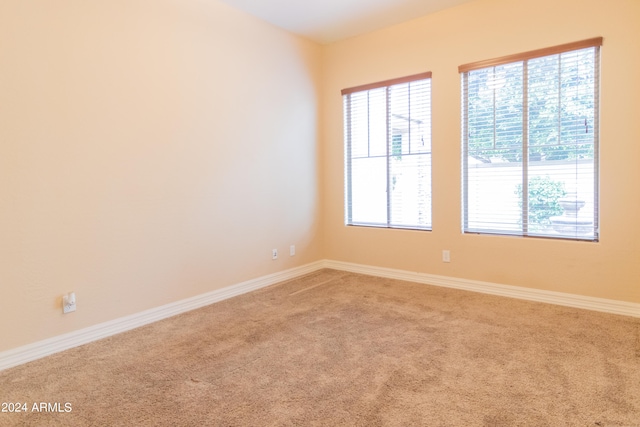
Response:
[217,0,477,44]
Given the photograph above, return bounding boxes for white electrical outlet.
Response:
[63,292,76,314]
[442,250,451,263]
[290,245,295,256]
[272,249,278,260]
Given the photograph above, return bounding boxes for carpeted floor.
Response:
[1,269,639,426]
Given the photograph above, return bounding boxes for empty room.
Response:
[1,0,639,425]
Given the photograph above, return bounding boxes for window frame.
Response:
[459,38,602,241]
[342,72,433,230]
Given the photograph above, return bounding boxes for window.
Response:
[342,72,432,229]
[460,38,601,241]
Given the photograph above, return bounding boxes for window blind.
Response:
[343,72,432,229]
[460,38,601,240]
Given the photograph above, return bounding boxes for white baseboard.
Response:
[322,260,640,318]
[3,259,638,372]
[0,261,325,372]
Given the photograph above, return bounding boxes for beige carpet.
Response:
[1,269,639,426]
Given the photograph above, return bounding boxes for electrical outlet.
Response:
[272,249,278,260]
[63,292,76,314]
[442,250,451,263]
[290,245,295,256]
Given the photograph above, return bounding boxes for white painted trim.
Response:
[322,260,640,318]
[3,259,638,372]
[0,261,325,372]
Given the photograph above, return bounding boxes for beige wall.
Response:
[322,0,640,303]
[0,0,323,351]
[2,0,639,355]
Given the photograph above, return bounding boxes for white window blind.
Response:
[460,38,601,241]
[343,72,432,229]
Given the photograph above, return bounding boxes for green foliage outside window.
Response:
[467,50,596,164]
[392,134,402,160]
[515,176,567,230]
